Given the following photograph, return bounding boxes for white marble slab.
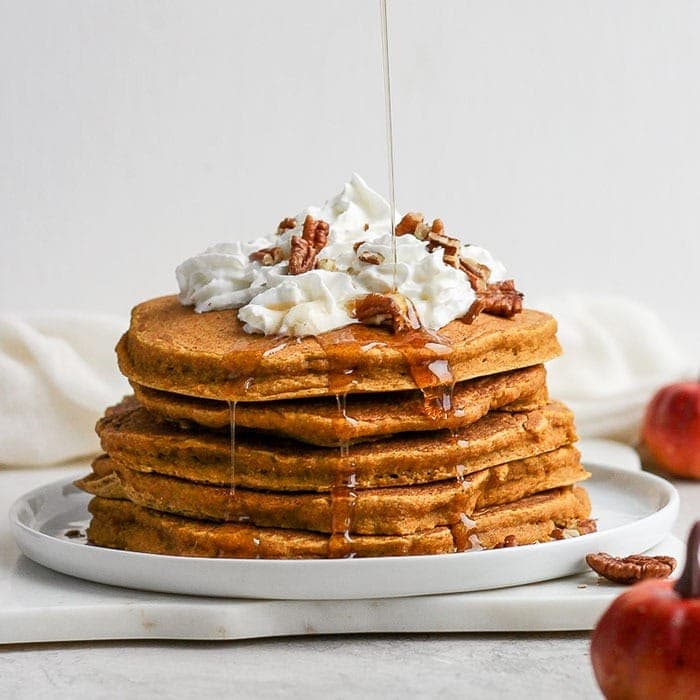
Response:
[0,441,685,645]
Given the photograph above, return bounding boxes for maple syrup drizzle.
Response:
[392,326,456,420]
[222,335,289,528]
[329,393,358,559]
[378,9,466,553]
[380,0,398,287]
[314,330,362,557]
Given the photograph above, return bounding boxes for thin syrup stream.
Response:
[379,0,398,289]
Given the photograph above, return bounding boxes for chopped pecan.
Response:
[277,217,297,233]
[392,210,525,324]
[462,298,486,325]
[288,215,329,275]
[550,528,564,541]
[395,212,424,236]
[414,221,431,241]
[358,250,384,265]
[460,257,491,293]
[353,240,364,252]
[249,246,284,266]
[427,231,461,269]
[354,292,421,333]
[586,552,677,585]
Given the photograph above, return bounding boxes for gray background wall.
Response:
[2,0,698,348]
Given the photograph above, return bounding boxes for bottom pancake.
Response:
[76,445,589,535]
[86,486,593,559]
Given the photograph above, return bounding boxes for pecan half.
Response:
[249,246,284,266]
[479,280,524,317]
[463,279,523,324]
[354,292,421,333]
[288,215,329,275]
[277,217,296,233]
[586,552,677,584]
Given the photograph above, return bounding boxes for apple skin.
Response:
[642,382,700,479]
[591,579,700,700]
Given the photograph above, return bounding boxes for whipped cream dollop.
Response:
[176,175,508,336]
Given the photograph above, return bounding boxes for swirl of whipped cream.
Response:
[176,174,510,335]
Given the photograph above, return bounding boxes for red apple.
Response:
[590,522,700,700]
[642,381,700,479]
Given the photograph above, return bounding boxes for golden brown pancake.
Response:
[76,445,588,535]
[97,397,578,491]
[130,364,548,444]
[117,296,561,402]
[86,486,592,559]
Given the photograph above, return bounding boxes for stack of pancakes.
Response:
[76,295,595,558]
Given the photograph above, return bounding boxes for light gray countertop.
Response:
[1,460,697,700]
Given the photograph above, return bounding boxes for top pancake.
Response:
[117,296,561,402]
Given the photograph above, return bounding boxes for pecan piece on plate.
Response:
[586,552,677,585]
[249,246,284,266]
[288,215,329,275]
[354,292,421,333]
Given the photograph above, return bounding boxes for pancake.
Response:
[97,397,578,491]
[130,364,549,444]
[117,296,561,402]
[76,445,588,535]
[85,486,593,559]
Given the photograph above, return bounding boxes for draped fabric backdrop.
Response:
[1,1,697,464]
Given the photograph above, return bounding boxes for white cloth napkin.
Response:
[535,295,696,444]
[0,297,694,467]
[0,312,129,467]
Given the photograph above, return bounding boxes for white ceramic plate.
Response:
[9,463,678,600]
